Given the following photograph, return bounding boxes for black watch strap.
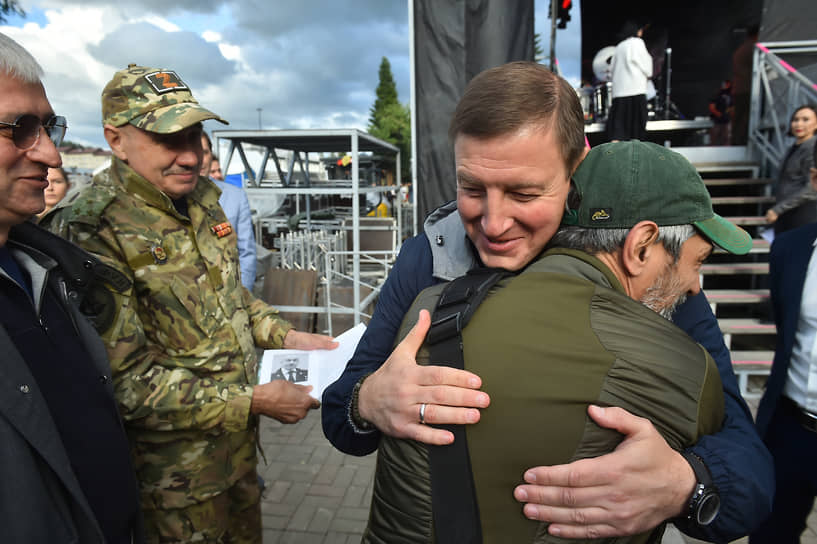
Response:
[680,451,720,526]
[682,451,713,486]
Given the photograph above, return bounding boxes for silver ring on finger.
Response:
[419,403,427,424]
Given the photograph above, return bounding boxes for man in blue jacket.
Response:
[322,61,773,542]
[751,220,817,543]
[201,132,257,290]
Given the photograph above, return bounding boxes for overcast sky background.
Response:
[2,1,582,149]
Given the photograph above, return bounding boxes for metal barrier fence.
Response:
[278,230,347,281]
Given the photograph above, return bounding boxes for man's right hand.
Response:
[357,309,490,445]
[252,380,320,423]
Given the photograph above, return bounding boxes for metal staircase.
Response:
[691,158,775,399]
[685,39,817,399]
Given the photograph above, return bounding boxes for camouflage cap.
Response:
[101,64,228,133]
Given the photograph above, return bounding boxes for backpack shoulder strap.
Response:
[427,267,514,544]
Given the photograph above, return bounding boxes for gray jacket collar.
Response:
[423,201,478,281]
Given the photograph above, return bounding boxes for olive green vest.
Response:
[364,249,724,544]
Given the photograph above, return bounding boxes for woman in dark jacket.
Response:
[765,104,817,234]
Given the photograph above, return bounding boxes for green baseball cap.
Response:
[101,64,228,133]
[563,140,752,255]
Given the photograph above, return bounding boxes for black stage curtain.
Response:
[413,0,534,230]
[760,0,817,72]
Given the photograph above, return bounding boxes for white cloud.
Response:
[217,42,241,62]
[4,0,581,149]
[202,30,221,42]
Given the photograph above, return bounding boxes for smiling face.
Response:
[0,77,62,238]
[455,125,571,271]
[639,233,712,319]
[790,106,817,144]
[106,122,203,200]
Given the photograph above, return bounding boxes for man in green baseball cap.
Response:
[44,64,339,543]
[558,139,752,316]
[363,140,753,542]
[563,139,752,254]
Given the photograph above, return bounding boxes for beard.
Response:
[639,265,687,320]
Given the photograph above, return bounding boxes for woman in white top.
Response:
[607,21,653,142]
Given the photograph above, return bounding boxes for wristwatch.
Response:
[680,451,720,526]
[350,373,375,431]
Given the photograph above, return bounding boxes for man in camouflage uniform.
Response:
[45,64,337,544]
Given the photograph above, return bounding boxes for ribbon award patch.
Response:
[211,222,233,238]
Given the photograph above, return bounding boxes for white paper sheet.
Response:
[259,323,367,401]
[760,227,775,245]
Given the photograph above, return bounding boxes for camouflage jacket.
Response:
[45,157,292,510]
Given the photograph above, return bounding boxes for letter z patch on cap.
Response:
[590,208,612,222]
[144,71,189,94]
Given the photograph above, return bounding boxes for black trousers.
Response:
[606,94,647,142]
[750,398,817,543]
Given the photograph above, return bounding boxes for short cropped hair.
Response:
[202,131,212,152]
[449,61,586,172]
[0,32,43,83]
[550,224,696,263]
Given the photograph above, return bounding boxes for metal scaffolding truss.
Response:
[212,129,403,329]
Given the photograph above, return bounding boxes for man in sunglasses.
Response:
[44,64,338,543]
[0,33,142,542]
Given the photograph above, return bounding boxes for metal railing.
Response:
[748,41,817,174]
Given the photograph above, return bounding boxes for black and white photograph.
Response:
[270,353,309,383]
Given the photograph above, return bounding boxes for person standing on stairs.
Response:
[765,104,817,235]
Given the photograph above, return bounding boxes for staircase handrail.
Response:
[748,41,817,173]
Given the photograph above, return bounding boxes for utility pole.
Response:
[549,0,558,71]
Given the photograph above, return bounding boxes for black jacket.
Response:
[0,221,142,543]
[756,222,817,436]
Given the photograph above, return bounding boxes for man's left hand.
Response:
[513,405,695,539]
[283,329,339,350]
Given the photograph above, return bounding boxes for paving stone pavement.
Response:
[258,409,375,544]
[259,404,817,544]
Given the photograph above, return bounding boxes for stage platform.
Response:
[586,118,714,147]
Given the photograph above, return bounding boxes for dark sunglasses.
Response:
[0,114,68,150]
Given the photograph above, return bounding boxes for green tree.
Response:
[369,57,398,127]
[534,33,545,64]
[0,0,25,23]
[368,56,411,182]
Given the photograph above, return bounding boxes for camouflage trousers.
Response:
[143,469,262,544]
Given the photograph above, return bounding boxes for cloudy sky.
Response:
[2,0,582,149]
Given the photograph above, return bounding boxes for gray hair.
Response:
[550,224,696,262]
[0,32,43,83]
